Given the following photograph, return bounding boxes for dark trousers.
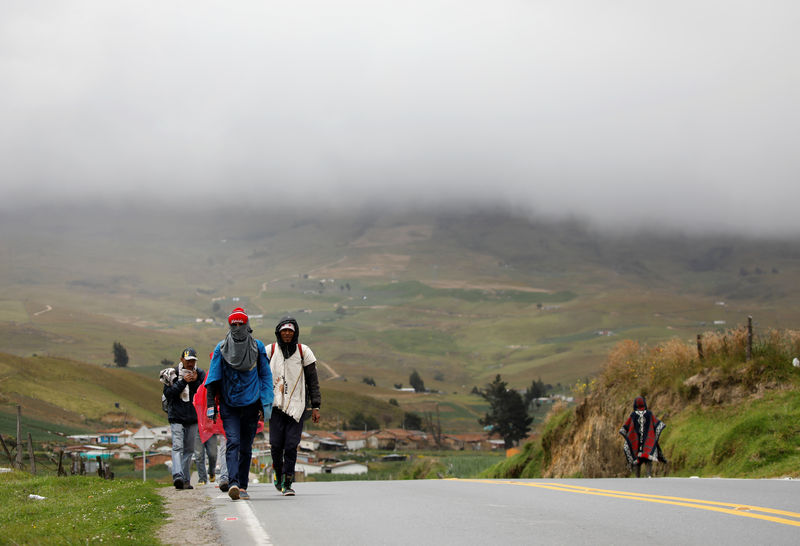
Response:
[269,409,304,477]
[220,401,260,490]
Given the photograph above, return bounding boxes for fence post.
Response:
[746,315,753,361]
[27,433,36,474]
[57,450,67,476]
[696,334,704,360]
[0,434,14,465]
[15,405,23,469]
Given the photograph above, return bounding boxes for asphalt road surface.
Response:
[208,478,800,545]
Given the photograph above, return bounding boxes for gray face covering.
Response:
[230,323,250,342]
[220,322,259,371]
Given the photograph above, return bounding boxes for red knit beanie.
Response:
[228,307,248,324]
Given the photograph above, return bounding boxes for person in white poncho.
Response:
[268,316,321,496]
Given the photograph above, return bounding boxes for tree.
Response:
[479,375,533,449]
[402,412,423,430]
[160,358,174,367]
[347,412,379,430]
[409,370,425,393]
[362,376,376,387]
[524,377,547,409]
[113,342,129,368]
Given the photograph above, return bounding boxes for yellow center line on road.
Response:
[452,479,800,528]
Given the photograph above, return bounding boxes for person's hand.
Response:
[311,408,320,424]
[263,403,273,421]
[184,369,197,382]
[206,406,216,422]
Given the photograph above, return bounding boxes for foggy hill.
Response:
[2,205,799,400]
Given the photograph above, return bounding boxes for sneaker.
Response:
[239,490,250,500]
[209,474,216,483]
[173,477,184,490]
[185,484,194,490]
[197,480,206,486]
[228,485,240,500]
[273,470,283,492]
[282,474,295,496]
[219,481,229,492]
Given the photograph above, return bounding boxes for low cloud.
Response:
[1,1,798,235]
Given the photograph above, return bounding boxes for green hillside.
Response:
[0,352,430,437]
[2,206,800,434]
[483,325,800,478]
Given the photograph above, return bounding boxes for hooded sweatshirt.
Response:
[268,316,321,422]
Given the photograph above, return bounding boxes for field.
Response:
[3,206,800,434]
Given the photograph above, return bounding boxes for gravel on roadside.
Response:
[156,484,223,545]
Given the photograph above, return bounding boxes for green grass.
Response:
[663,391,800,477]
[0,409,90,443]
[0,470,165,545]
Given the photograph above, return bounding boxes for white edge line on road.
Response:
[233,498,273,545]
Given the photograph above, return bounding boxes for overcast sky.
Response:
[1,1,799,235]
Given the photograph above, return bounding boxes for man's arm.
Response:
[206,348,222,408]
[258,343,274,408]
[303,362,321,423]
[303,363,321,408]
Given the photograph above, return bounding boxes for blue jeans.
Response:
[194,433,217,482]
[215,435,228,482]
[170,422,197,483]
[219,401,260,490]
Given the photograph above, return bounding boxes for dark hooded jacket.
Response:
[275,316,321,409]
[164,366,206,424]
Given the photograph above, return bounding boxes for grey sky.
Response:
[1,1,799,235]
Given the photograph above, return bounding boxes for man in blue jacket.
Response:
[205,308,273,501]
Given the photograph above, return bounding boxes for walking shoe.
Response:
[173,477,184,490]
[185,484,194,490]
[197,480,206,486]
[239,490,250,500]
[282,474,295,496]
[228,485,240,500]
[272,468,283,492]
[209,474,216,483]
[219,481,229,492]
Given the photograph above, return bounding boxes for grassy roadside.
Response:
[482,326,800,479]
[0,470,165,545]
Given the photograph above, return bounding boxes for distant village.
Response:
[65,426,511,477]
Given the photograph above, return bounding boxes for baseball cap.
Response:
[182,347,198,360]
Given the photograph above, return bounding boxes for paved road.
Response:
[208,478,800,545]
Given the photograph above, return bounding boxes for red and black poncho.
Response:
[619,396,667,466]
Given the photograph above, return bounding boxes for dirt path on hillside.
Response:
[317,359,340,380]
[156,485,222,545]
[33,304,53,316]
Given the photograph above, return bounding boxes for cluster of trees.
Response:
[478,375,537,449]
